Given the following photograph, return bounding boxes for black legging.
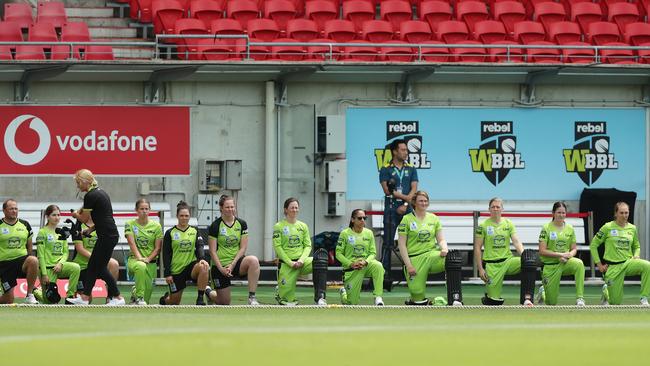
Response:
[82,235,120,298]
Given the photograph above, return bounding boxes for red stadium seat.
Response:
[14,44,46,60]
[305,0,338,32]
[244,38,272,60]
[0,45,12,60]
[451,40,487,62]
[487,40,524,62]
[587,21,620,45]
[174,18,209,59]
[607,2,639,34]
[343,0,376,34]
[324,19,357,42]
[153,0,185,35]
[513,21,546,44]
[419,41,451,62]
[419,1,452,33]
[533,2,566,33]
[400,20,432,43]
[624,22,650,46]
[600,42,635,63]
[28,22,58,42]
[341,40,380,61]
[271,38,306,60]
[526,41,561,63]
[436,20,469,43]
[547,21,581,44]
[307,38,342,60]
[381,40,415,61]
[50,44,82,60]
[0,21,25,42]
[561,41,596,63]
[191,0,224,30]
[61,22,90,42]
[4,3,33,30]
[37,1,66,29]
[130,0,152,23]
[362,20,394,42]
[227,0,260,29]
[380,0,413,32]
[456,1,489,33]
[492,1,526,35]
[211,18,245,34]
[265,0,297,31]
[474,20,506,44]
[637,42,650,64]
[248,18,281,41]
[287,18,319,41]
[570,2,602,35]
[199,38,237,60]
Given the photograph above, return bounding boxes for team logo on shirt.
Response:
[469,121,525,186]
[486,226,495,236]
[374,121,431,170]
[549,232,558,240]
[563,122,618,185]
[1,228,9,234]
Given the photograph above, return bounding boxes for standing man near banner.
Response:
[379,139,418,290]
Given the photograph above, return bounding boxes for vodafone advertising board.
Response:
[1,106,189,175]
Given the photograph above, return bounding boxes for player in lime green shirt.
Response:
[0,199,39,304]
[537,202,585,306]
[397,191,452,305]
[34,205,80,303]
[590,202,650,306]
[336,209,384,305]
[125,198,163,305]
[274,198,319,305]
[474,198,526,305]
[205,195,260,305]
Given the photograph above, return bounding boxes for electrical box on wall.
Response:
[199,159,223,192]
[326,192,345,216]
[316,115,345,155]
[225,160,243,190]
[195,194,220,227]
[323,160,347,192]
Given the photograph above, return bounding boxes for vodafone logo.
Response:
[4,114,51,166]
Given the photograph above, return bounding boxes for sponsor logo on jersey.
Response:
[549,231,558,240]
[468,121,525,186]
[563,121,618,185]
[374,120,431,170]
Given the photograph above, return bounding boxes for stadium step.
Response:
[90,26,138,39]
[69,16,130,28]
[65,7,115,18]
[64,0,111,7]
[93,38,154,59]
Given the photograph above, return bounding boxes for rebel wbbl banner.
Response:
[347,107,647,200]
[1,106,190,175]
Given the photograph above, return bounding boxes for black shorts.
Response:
[77,269,87,291]
[0,256,28,294]
[211,256,246,290]
[170,261,198,293]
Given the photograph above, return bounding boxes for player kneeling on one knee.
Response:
[336,209,384,306]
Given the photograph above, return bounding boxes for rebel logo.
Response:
[563,121,618,185]
[386,121,418,140]
[468,121,525,186]
[375,120,431,170]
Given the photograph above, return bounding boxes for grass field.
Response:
[1,285,649,365]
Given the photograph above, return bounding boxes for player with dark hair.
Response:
[379,138,418,290]
[159,201,210,305]
[537,201,585,306]
[125,198,163,305]
[336,209,384,305]
[205,195,260,305]
[0,199,39,304]
[590,202,650,306]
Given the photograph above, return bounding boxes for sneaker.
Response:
[641,297,649,306]
[316,297,327,306]
[159,292,168,305]
[196,297,206,306]
[576,298,586,307]
[452,300,463,306]
[106,297,126,306]
[66,294,89,306]
[523,299,534,307]
[248,296,260,306]
[405,298,431,306]
[129,286,137,304]
[339,287,348,305]
[535,285,545,305]
[24,293,39,304]
[135,297,147,306]
[280,300,297,306]
[601,284,609,306]
[374,296,384,306]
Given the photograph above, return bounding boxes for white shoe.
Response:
[535,285,545,305]
[283,301,297,307]
[641,297,649,306]
[66,294,89,305]
[106,297,126,306]
[316,298,327,306]
[576,298,586,307]
[24,293,39,304]
[374,296,384,306]
[452,300,463,306]
[523,299,534,307]
[135,297,147,306]
[248,296,260,306]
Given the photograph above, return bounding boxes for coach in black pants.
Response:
[67,169,125,306]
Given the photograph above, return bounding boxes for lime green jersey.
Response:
[125,219,163,259]
[163,226,203,276]
[208,217,248,267]
[397,212,442,257]
[35,226,68,274]
[590,221,640,264]
[538,222,576,265]
[0,219,32,261]
[273,219,311,265]
[336,227,376,269]
[476,218,517,261]
[72,222,97,270]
